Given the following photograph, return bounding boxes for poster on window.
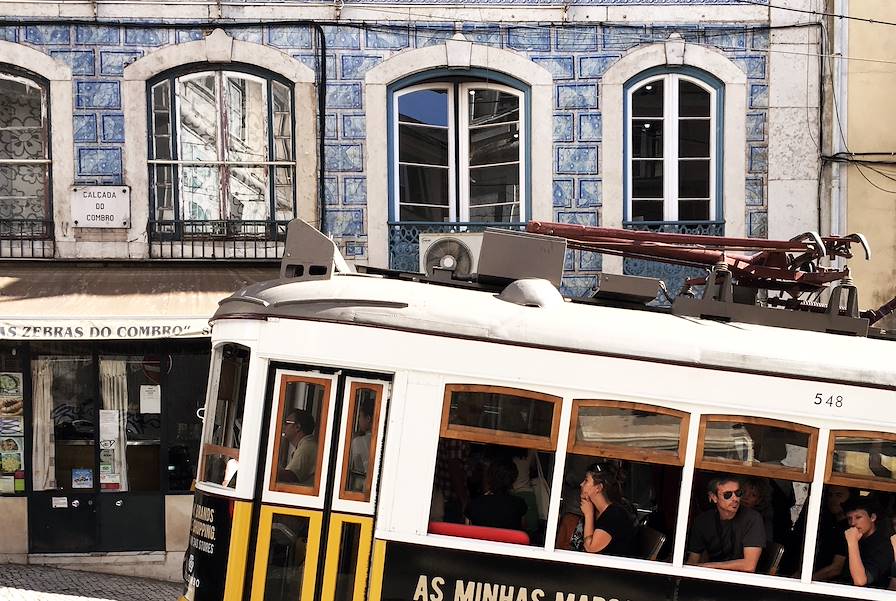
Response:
[0,417,23,436]
[0,397,22,417]
[0,373,22,398]
[72,468,93,489]
[99,410,121,489]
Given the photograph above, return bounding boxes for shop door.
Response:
[249,369,390,601]
[30,491,97,553]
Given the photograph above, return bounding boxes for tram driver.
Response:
[278,409,317,487]
[686,475,766,572]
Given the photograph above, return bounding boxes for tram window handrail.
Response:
[567,399,690,466]
[825,430,896,493]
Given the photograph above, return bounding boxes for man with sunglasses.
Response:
[686,475,766,572]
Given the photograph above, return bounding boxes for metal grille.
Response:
[149,219,288,260]
[0,219,54,257]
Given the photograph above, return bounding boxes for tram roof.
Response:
[212,272,895,389]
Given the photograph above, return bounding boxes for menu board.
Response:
[0,372,25,494]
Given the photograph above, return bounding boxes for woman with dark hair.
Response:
[571,462,636,557]
[465,457,528,531]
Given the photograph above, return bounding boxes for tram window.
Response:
[270,375,331,495]
[826,431,896,492]
[338,383,383,502]
[199,344,250,488]
[262,513,312,601]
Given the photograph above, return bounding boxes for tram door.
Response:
[250,368,390,601]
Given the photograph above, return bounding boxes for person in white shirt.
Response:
[278,409,317,487]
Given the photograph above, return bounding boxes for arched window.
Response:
[148,65,296,238]
[624,69,723,229]
[392,80,526,225]
[0,67,50,239]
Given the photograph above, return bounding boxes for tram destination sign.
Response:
[70,186,130,228]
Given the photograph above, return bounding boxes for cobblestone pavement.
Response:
[0,564,183,601]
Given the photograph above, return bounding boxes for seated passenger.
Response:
[277,409,317,486]
[741,477,774,546]
[813,485,853,583]
[686,475,765,572]
[571,462,635,557]
[465,458,527,531]
[842,497,894,588]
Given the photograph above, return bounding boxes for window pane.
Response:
[398,165,449,218]
[631,120,663,158]
[398,89,448,126]
[679,81,710,118]
[200,345,250,488]
[262,514,311,601]
[468,89,520,126]
[631,160,663,198]
[632,199,663,222]
[180,165,221,221]
[679,120,710,158]
[272,81,293,161]
[678,198,710,221]
[398,124,448,166]
[152,164,175,222]
[274,166,295,221]
[632,80,663,118]
[151,80,172,160]
[574,405,683,456]
[341,386,380,501]
[678,160,710,199]
[701,420,811,474]
[224,75,267,162]
[469,203,520,223]
[333,522,362,601]
[469,123,520,166]
[831,435,896,484]
[178,73,219,161]
[469,163,520,221]
[227,165,269,220]
[0,75,46,160]
[0,164,48,223]
[398,203,448,222]
[273,378,328,491]
[446,388,555,439]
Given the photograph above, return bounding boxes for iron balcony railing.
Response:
[148,219,289,260]
[0,219,55,258]
[622,220,725,236]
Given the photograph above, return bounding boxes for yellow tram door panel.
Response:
[320,513,375,601]
[222,501,255,601]
[248,505,324,601]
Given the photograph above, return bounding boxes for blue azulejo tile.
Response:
[602,26,644,51]
[341,55,382,80]
[77,147,122,176]
[49,51,95,76]
[73,114,97,143]
[578,55,619,79]
[0,27,17,42]
[324,177,339,206]
[578,113,602,142]
[557,146,598,175]
[365,30,408,50]
[76,81,120,109]
[748,210,768,238]
[508,27,551,52]
[294,54,337,78]
[578,179,602,207]
[746,112,766,142]
[557,84,598,110]
[324,114,337,139]
[461,26,502,47]
[749,84,768,109]
[325,144,363,172]
[99,51,143,76]
[269,26,313,49]
[25,26,70,45]
[558,210,598,227]
[557,27,599,52]
[101,114,125,143]
[124,28,169,47]
[75,25,118,45]
[322,26,360,49]
[342,114,365,139]
[560,275,597,298]
[579,249,602,272]
[344,241,366,258]
[751,29,770,51]
[532,57,574,80]
[344,177,366,205]
[749,145,768,174]
[326,83,362,109]
[732,56,766,80]
[177,30,204,43]
[415,26,455,48]
[745,177,764,206]
[564,248,575,271]
[324,209,364,237]
[226,28,263,44]
[554,114,574,142]
[712,30,746,51]
[553,179,574,208]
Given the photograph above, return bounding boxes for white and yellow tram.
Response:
[183,222,896,601]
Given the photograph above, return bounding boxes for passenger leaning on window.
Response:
[842,497,894,588]
[571,462,635,557]
[686,475,765,572]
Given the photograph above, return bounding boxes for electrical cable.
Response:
[733,0,896,28]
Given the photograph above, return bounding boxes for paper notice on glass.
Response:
[99,410,119,444]
[140,385,161,414]
[52,496,68,508]
[0,475,13,494]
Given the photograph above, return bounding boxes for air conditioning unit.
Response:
[418,232,484,277]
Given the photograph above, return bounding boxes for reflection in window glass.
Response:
[701,420,810,474]
[200,344,250,488]
[273,378,328,491]
[166,353,210,491]
[447,388,554,439]
[333,522,362,601]
[263,514,310,601]
[831,436,896,482]
[574,405,682,455]
[342,386,381,500]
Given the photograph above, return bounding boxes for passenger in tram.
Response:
[465,457,528,531]
[841,497,894,588]
[686,475,765,572]
[348,398,374,492]
[570,462,636,557]
[812,485,854,583]
[555,454,593,550]
[741,477,774,546]
[434,437,471,523]
[278,409,317,486]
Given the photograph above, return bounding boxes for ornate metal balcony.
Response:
[148,219,288,260]
[622,220,725,236]
[0,219,54,258]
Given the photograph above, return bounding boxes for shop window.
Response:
[199,344,250,489]
[0,68,51,239]
[0,346,25,495]
[338,382,383,502]
[148,67,296,239]
[165,353,210,492]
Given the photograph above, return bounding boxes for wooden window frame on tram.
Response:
[338,381,386,503]
[825,429,896,493]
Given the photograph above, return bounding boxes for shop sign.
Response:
[70,186,130,228]
[0,319,211,340]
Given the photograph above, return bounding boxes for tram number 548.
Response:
[814,393,844,408]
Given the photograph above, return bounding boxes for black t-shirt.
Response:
[465,492,527,530]
[815,512,848,576]
[593,503,636,557]
[855,527,894,589]
[688,507,766,562]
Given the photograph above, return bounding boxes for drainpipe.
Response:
[831,0,848,243]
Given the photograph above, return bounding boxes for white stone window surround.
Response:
[602,38,746,274]
[0,41,73,246]
[365,36,553,268]
[123,29,317,255]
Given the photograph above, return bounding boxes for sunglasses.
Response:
[720,489,744,500]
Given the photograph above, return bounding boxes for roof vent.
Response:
[477,229,567,287]
[497,279,564,308]
[280,219,352,280]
